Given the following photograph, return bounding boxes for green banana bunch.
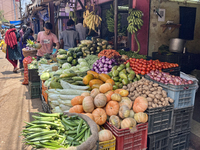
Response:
[26,39,34,47]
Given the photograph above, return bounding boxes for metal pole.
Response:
[13,0,16,20]
[19,0,22,27]
[114,0,118,50]
[128,0,132,49]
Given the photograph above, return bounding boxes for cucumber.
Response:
[72,76,83,81]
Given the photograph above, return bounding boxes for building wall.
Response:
[0,0,20,21]
[148,0,200,56]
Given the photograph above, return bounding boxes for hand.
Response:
[53,53,57,58]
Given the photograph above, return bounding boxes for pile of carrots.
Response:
[98,49,121,58]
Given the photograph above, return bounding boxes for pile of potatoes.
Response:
[122,77,174,109]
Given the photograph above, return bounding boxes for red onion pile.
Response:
[147,70,193,85]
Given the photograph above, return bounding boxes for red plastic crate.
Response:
[104,122,148,150]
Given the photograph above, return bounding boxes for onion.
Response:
[188,80,193,84]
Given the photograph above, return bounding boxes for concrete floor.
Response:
[0,50,199,150]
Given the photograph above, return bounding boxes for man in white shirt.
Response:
[75,18,86,41]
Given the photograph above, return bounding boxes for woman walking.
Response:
[5,25,22,73]
[22,28,34,48]
[19,25,27,68]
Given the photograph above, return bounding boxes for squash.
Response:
[81,92,90,97]
[134,112,148,123]
[119,90,129,97]
[114,89,123,94]
[92,108,107,125]
[83,74,94,85]
[121,118,137,129]
[69,105,84,113]
[106,101,120,116]
[119,97,132,109]
[133,96,148,113]
[106,79,115,86]
[89,79,104,87]
[99,129,113,142]
[111,93,122,102]
[94,93,107,108]
[109,115,121,129]
[129,110,135,118]
[105,91,114,102]
[99,83,113,93]
[84,113,94,121]
[119,105,130,119]
[92,83,103,89]
[82,96,94,113]
[91,88,100,98]
[87,70,99,79]
[99,73,111,82]
[71,96,85,106]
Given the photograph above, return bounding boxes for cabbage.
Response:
[62,69,71,74]
[52,106,63,113]
[71,66,78,71]
[28,64,38,69]
[62,63,71,69]
[78,58,86,64]
[40,72,50,80]
[44,78,52,87]
[79,67,90,72]
[80,62,88,67]
[55,70,63,75]
[49,72,55,78]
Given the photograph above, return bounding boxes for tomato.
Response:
[147,68,150,71]
[132,58,136,62]
[136,59,139,62]
[152,67,156,71]
[143,65,147,68]
[138,70,141,74]
[141,71,146,75]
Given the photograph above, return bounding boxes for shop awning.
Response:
[9,20,22,26]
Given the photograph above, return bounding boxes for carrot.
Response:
[71,96,85,106]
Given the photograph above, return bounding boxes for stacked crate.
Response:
[28,69,40,99]
[145,75,196,150]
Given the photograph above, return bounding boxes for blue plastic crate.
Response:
[145,75,196,109]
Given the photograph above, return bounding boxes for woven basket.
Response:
[22,48,37,57]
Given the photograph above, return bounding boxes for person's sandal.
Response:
[13,68,19,73]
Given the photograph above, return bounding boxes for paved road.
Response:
[0,51,42,150]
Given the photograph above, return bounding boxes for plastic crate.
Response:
[152,52,182,64]
[99,127,116,150]
[28,69,40,82]
[145,75,196,109]
[169,131,190,150]
[147,130,170,150]
[171,107,193,134]
[104,122,148,150]
[28,81,40,99]
[162,67,180,76]
[146,104,173,135]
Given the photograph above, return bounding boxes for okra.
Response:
[57,135,66,145]
[77,119,83,135]
[61,120,69,130]
[66,136,74,141]
[40,140,65,148]
[29,134,56,142]
[62,116,77,126]
[72,141,80,146]
[32,115,55,122]
[23,128,50,133]
[26,130,57,140]
[26,124,50,129]
[76,132,85,141]
[61,120,75,130]
[24,121,35,126]
[35,112,62,118]
[65,130,77,134]
[30,121,61,127]
[34,143,64,149]
[73,127,88,140]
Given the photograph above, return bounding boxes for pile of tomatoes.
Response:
[125,58,179,75]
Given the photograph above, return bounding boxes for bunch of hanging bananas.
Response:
[26,39,34,47]
[69,11,77,24]
[106,4,121,33]
[83,9,102,34]
[127,9,143,34]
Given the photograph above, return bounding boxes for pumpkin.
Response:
[106,79,115,86]
[91,88,100,98]
[119,90,129,97]
[99,83,113,93]
[114,89,123,94]
[71,96,85,106]
[92,83,103,89]
[92,108,107,125]
[87,70,99,79]
[97,124,100,132]
[99,129,113,142]
[83,74,94,85]
[129,110,135,118]
[106,101,120,116]
[81,92,90,97]
[82,96,94,113]
[121,118,137,129]
[134,112,148,123]
[119,105,130,119]
[109,115,121,129]
[119,97,132,109]
[84,113,94,121]
[94,93,107,108]
[105,91,114,102]
[111,93,122,102]
[99,73,111,82]
[89,79,103,87]
[69,105,84,113]
[133,96,148,113]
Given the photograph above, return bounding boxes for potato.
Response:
[150,88,155,91]
[130,97,135,101]
[130,93,135,96]
[155,94,162,100]
[146,91,151,95]
[152,91,157,95]
[159,104,162,107]
[162,93,167,98]
[141,94,147,98]
[154,87,158,91]
[135,94,140,98]
[130,87,135,92]
[156,90,162,95]
[148,101,152,106]
[165,97,169,101]
[162,101,166,106]
[147,97,153,102]
[155,104,158,107]
[128,95,132,98]
[158,101,162,105]
[161,98,165,102]
[149,106,153,109]
[153,83,159,87]
[157,87,163,90]
[139,85,143,88]
[148,94,155,99]
[169,98,174,103]
[152,103,156,108]
[123,86,127,89]
[154,99,158,103]
[144,82,149,86]
[142,90,146,94]
[138,92,142,95]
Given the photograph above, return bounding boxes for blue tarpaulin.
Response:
[9,20,22,26]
